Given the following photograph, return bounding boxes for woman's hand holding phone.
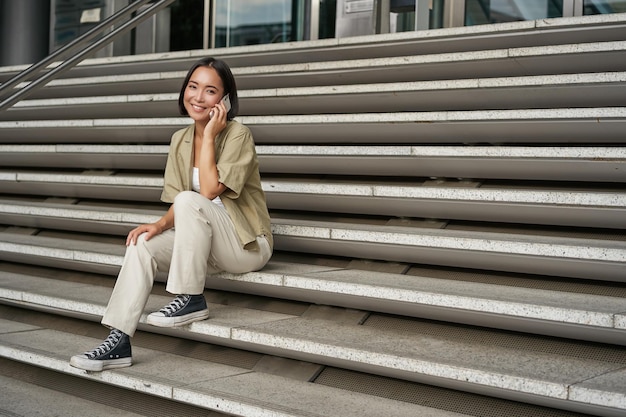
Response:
[209,94,231,120]
[204,94,230,141]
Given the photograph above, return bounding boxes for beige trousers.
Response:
[101,191,272,336]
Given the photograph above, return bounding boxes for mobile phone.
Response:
[222,94,232,113]
[210,94,231,119]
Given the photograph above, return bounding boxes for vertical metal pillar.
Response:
[0,0,51,66]
[374,0,390,34]
[309,0,320,40]
[415,0,430,30]
[563,0,576,16]
[209,0,217,48]
[573,0,584,16]
[443,0,465,27]
[203,0,211,49]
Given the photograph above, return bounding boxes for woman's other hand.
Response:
[126,223,163,246]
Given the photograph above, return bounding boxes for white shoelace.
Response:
[158,294,190,316]
[85,329,123,359]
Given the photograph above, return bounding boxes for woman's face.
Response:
[183,66,225,123]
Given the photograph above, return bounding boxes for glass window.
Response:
[390,0,445,32]
[583,0,626,14]
[319,0,337,39]
[214,0,306,48]
[170,0,204,51]
[53,0,106,52]
[465,0,563,26]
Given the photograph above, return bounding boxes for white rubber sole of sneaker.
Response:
[146,309,210,327]
[69,355,132,372]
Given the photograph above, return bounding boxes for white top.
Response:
[192,167,224,208]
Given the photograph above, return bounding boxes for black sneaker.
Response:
[147,294,209,327]
[70,329,132,372]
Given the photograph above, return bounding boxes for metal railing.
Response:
[0,0,177,112]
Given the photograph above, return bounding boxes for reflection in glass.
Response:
[319,0,337,39]
[391,0,445,32]
[465,0,563,25]
[170,0,204,51]
[215,0,305,48]
[583,0,626,14]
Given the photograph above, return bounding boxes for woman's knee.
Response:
[133,232,167,258]
[174,190,198,207]
[126,232,151,257]
[174,191,206,217]
[127,231,173,271]
[174,190,224,220]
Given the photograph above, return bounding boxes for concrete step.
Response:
[1,144,623,182]
[6,40,626,101]
[1,107,625,144]
[1,276,625,417]
[0,144,168,169]
[1,213,624,281]
[265,180,626,229]
[1,13,625,417]
[256,145,626,182]
[0,178,624,229]
[0,373,148,417]
[4,72,626,121]
[0,171,164,202]
[0,318,451,417]
[4,305,603,417]
[1,13,623,78]
[272,217,626,281]
[2,13,625,86]
[2,248,625,344]
[89,14,626,71]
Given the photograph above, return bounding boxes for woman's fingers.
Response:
[126,224,150,246]
[128,223,164,245]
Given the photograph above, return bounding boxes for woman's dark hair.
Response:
[178,57,239,120]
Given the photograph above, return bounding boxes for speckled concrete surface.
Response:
[1,273,624,411]
[0,323,472,417]
[0,374,146,417]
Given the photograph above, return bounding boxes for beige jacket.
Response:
[160,122,273,251]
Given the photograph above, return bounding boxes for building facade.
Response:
[1,0,625,66]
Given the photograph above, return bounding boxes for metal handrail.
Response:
[0,0,153,98]
[0,0,177,112]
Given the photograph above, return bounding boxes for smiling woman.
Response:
[69,57,272,372]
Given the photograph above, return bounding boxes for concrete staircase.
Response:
[1,14,625,417]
